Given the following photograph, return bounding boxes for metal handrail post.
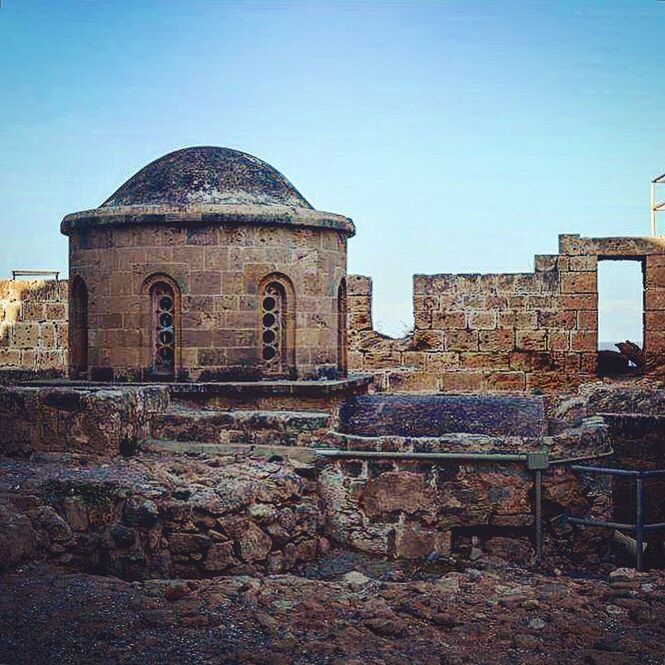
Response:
[636,477,645,572]
[534,469,543,561]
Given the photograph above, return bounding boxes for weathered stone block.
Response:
[560,293,597,310]
[430,311,466,330]
[568,255,598,271]
[645,311,665,330]
[516,330,547,351]
[560,271,596,294]
[387,369,438,392]
[571,331,596,353]
[347,275,372,296]
[460,352,510,369]
[407,330,444,352]
[438,371,485,392]
[558,234,584,255]
[580,353,597,374]
[478,329,514,352]
[577,310,597,331]
[497,310,515,328]
[468,311,496,330]
[537,310,576,330]
[11,322,39,349]
[0,349,21,367]
[424,352,460,371]
[394,524,451,558]
[645,288,665,311]
[445,330,478,352]
[510,351,559,372]
[515,311,537,329]
[361,471,436,517]
[486,371,526,391]
[644,330,665,352]
[534,255,558,272]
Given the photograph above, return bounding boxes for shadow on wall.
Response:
[0,279,69,380]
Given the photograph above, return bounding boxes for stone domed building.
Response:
[61,147,354,382]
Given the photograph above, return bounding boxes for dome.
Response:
[61,146,354,237]
[101,147,313,209]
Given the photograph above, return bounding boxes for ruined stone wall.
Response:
[348,235,665,393]
[319,459,609,561]
[0,385,169,456]
[0,451,326,579]
[0,279,68,380]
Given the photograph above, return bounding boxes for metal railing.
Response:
[11,270,60,281]
[566,465,665,571]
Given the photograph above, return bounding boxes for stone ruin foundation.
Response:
[4,378,659,578]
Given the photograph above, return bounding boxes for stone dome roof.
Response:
[101,147,313,209]
[61,146,354,236]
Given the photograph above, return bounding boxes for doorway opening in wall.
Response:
[597,259,645,376]
[70,276,88,379]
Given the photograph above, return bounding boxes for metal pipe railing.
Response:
[312,449,528,463]
[567,464,665,571]
[570,465,665,479]
[11,269,60,281]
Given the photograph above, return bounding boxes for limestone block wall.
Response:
[70,223,347,381]
[0,279,68,379]
[348,235,665,393]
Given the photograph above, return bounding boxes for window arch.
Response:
[143,274,180,379]
[69,275,88,378]
[337,278,348,375]
[258,273,295,376]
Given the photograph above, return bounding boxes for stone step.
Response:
[151,407,331,447]
[141,438,319,465]
[326,431,514,454]
[339,394,546,438]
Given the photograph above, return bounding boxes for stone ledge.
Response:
[20,374,374,397]
[61,203,355,236]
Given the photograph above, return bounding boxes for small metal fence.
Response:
[567,464,665,571]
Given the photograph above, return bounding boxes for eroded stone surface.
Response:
[0,385,169,456]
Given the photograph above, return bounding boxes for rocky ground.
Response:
[1,559,664,664]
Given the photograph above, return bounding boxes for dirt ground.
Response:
[1,558,663,665]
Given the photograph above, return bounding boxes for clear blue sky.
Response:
[1,1,663,341]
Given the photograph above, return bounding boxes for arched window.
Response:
[259,274,295,376]
[69,276,88,378]
[337,278,348,375]
[150,280,177,377]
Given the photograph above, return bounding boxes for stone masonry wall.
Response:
[348,234,665,393]
[69,223,346,381]
[0,279,68,380]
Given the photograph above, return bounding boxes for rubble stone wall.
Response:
[0,279,68,380]
[348,235,665,393]
[0,385,169,457]
[0,452,325,579]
